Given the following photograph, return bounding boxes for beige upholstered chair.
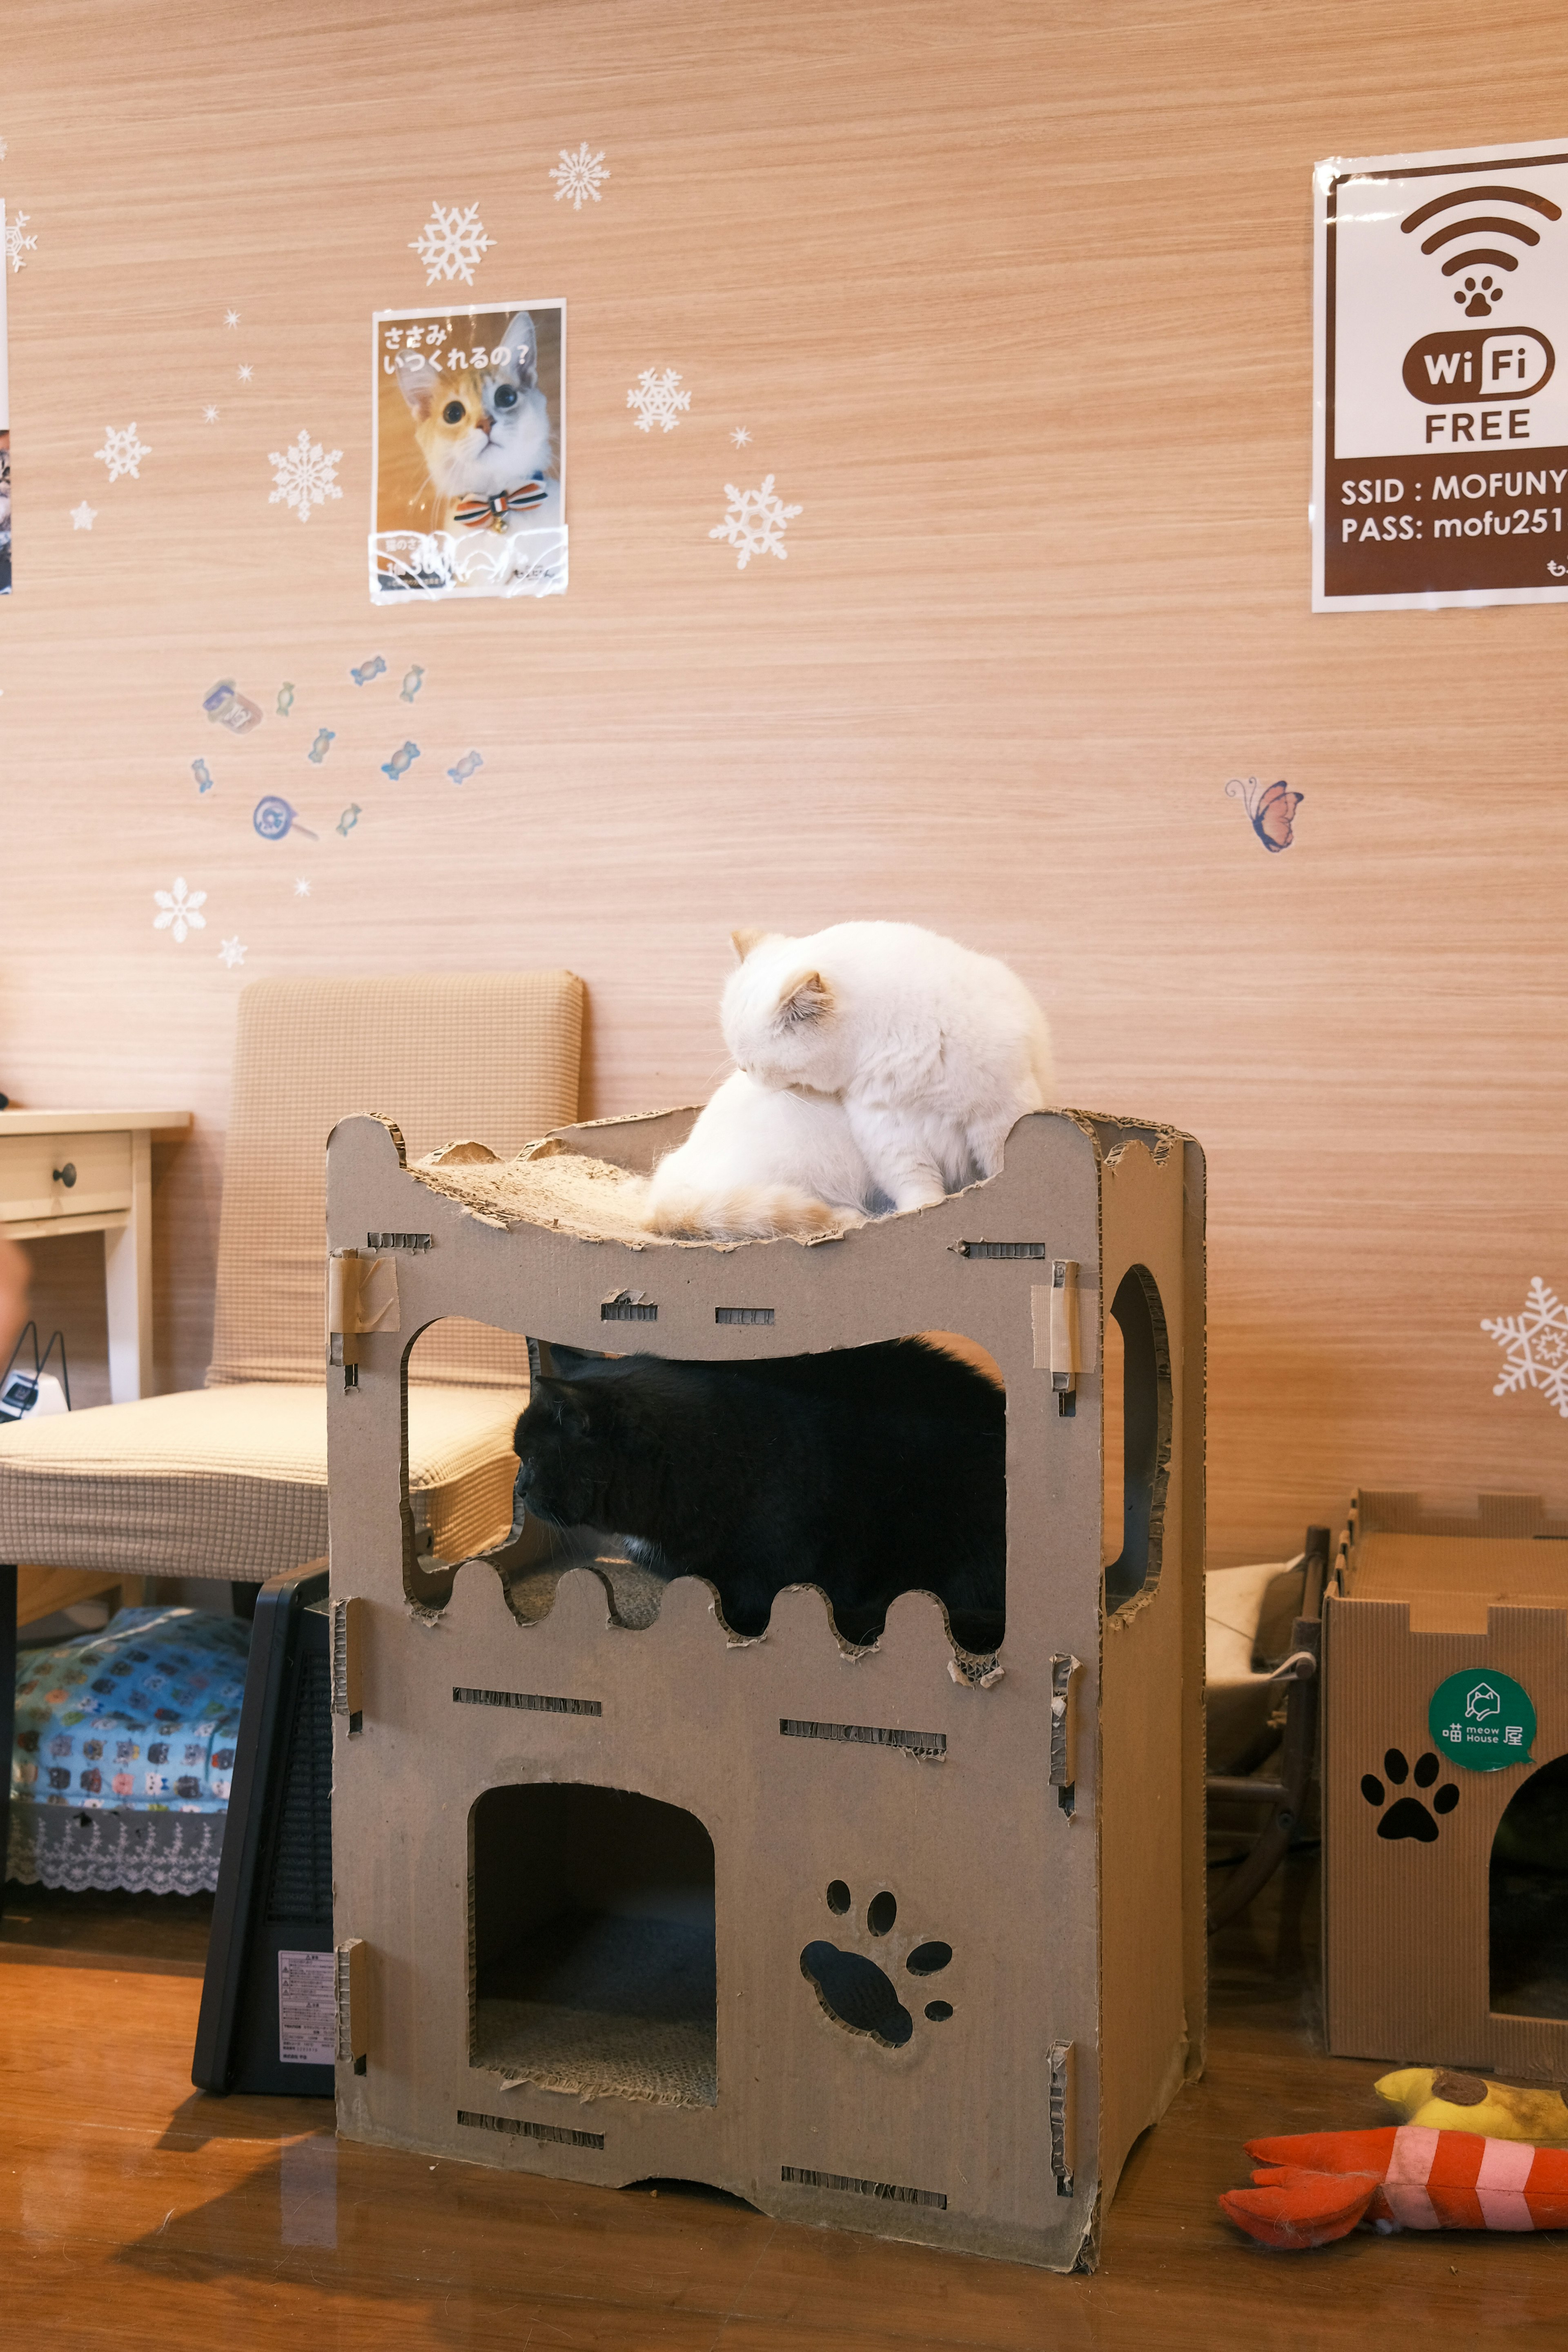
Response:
[0,972,583,1820]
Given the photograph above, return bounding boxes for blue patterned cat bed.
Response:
[8,1605,250,1893]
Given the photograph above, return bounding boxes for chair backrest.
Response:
[207,971,584,1389]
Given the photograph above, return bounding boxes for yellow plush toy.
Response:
[1376,2065,1568,2143]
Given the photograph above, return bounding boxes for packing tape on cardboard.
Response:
[1031,1267,1098,1384]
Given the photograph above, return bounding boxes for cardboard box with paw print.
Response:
[1325,1489,1568,2075]
[323,1103,1207,2274]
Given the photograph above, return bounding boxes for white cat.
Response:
[640,922,1054,1241]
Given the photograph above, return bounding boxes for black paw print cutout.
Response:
[800,1879,954,2049]
[1361,1747,1459,1842]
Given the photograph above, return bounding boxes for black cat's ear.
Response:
[777,969,833,1027]
[499,311,538,389]
[550,1384,591,1436]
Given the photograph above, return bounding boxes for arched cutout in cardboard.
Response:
[1103,1264,1173,1616]
[1490,1751,1568,2018]
[469,1782,719,2107]
[418,1326,1008,1655]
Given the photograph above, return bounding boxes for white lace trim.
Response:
[7,1800,227,1895]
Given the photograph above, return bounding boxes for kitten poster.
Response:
[370,300,565,602]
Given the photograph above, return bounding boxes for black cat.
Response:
[511,1338,1006,1650]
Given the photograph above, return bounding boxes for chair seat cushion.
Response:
[0,1383,524,1581]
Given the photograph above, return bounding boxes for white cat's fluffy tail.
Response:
[633,1068,873,1243]
[635,1175,860,1244]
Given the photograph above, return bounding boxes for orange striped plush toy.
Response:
[1220,2126,1568,2249]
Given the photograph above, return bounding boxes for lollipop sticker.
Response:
[448,750,484,784]
[350,654,387,686]
[253,795,318,842]
[1225,775,1303,854]
[307,727,336,764]
[381,739,421,781]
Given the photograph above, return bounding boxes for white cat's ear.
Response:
[777,970,833,1025]
[499,311,538,387]
[396,352,445,421]
[730,927,768,964]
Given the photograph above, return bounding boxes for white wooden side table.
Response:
[0,1109,192,1401]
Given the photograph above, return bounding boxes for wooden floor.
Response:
[2,1858,1564,2349]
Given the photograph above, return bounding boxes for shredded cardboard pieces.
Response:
[410,1136,857,1248]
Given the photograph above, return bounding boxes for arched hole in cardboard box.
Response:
[416,1326,1008,1657]
[396,1315,533,1610]
[1490,1751,1568,2018]
[469,1782,718,2109]
[1102,1265,1173,1617]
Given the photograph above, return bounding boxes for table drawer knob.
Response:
[52,1163,77,1189]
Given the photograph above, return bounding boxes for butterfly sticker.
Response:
[1226,775,1303,853]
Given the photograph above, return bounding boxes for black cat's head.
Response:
[512,1359,648,1532]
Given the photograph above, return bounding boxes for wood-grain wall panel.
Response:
[2,0,1566,1560]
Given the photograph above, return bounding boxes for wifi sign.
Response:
[1400,182,1564,314]
[1316,138,1568,610]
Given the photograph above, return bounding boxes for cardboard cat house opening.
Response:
[326,1104,1205,2273]
[486,1326,1012,1658]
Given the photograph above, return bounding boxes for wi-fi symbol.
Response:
[1401,183,1563,315]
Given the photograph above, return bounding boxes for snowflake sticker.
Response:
[95,424,151,481]
[1482,1277,1568,1418]
[709,474,802,570]
[731,426,751,447]
[408,201,494,286]
[550,143,609,210]
[218,937,247,968]
[269,429,343,523]
[5,208,36,273]
[202,405,219,423]
[627,367,691,433]
[223,308,240,328]
[70,501,96,530]
[153,879,207,944]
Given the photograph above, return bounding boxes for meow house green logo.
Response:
[1428,1668,1537,1772]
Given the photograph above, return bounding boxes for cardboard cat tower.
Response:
[325,1103,1206,2273]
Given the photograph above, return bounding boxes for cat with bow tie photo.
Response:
[371,301,565,599]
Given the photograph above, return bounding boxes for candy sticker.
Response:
[381,739,420,781]
[307,727,336,764]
